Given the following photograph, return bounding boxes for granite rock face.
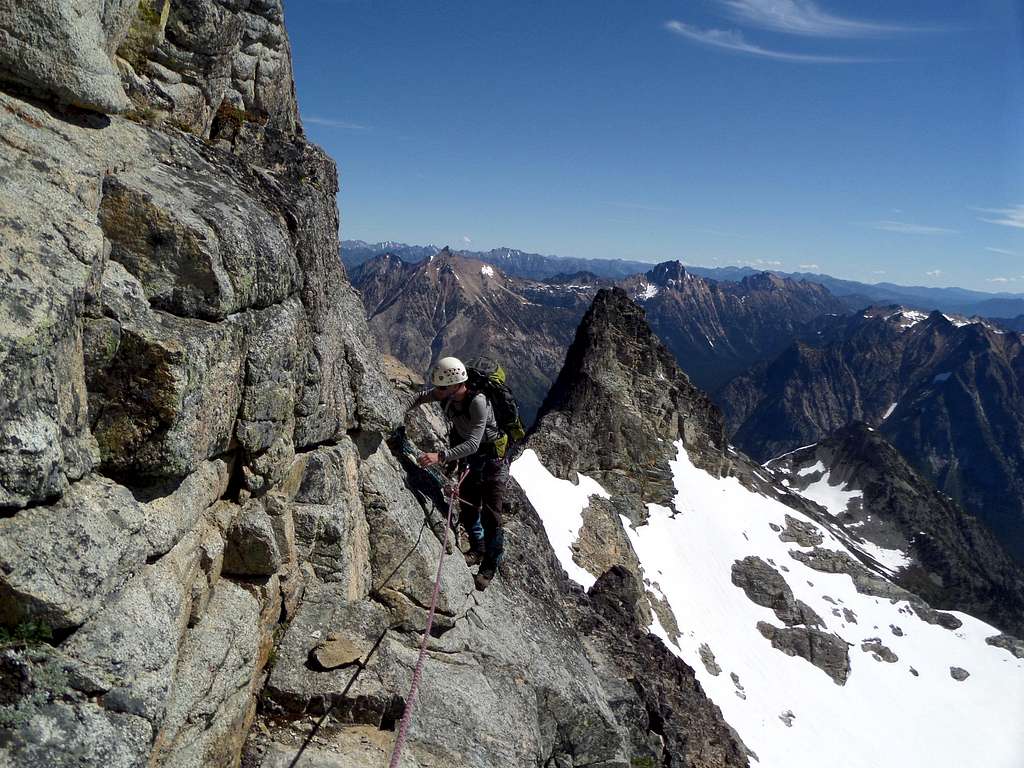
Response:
[0,0,133,113]
[1,4,365,763]
[0,8,751,768]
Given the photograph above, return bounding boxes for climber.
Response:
[405,355,507,590]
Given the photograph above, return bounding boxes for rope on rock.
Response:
[386,467,469,768]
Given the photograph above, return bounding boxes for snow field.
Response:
[513,443,1024,768]
[509,449,608,589]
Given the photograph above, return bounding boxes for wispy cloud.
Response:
[926,269,943,277]
[872,270,887,275]
[462,235,472,244]
[604,201,671,213]
[722,0,920,38]
[303,116,372,131]
[977,204,1024,229]
[986,277,1015,284]
[739,258,784,268]
[664,20,875,63]
[799,263,820,270]
[985,246,1018,256]
[868,220,958,235]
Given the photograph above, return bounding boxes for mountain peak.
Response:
[646,260,687,287]
[532,288,727,501]
[739,271,788,292]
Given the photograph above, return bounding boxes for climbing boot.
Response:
[464,548,486,567]
[474,561,497,591]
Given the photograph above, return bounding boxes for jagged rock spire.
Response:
[532,287,727,504]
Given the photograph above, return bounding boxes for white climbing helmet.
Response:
[432,356,468,387]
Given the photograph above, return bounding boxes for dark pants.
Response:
[458,454,508,564]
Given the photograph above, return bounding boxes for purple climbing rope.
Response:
[386,467,469,768]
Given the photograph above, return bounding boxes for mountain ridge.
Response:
[342,239,1024,318]
[720,307,1024,563]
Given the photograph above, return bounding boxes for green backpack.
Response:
[465,356,526,456]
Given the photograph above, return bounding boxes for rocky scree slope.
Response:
[720,307,1024,562]
[513,291,1024,768]
[1,6,751,767]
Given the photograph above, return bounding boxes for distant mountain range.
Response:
[720,307,1024,562]
[350,250,846,421]
[341,239,1024,319]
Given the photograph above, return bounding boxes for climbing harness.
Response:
[386,465,469,768]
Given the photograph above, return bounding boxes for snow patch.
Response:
[882,402,898,420]
[933,372,952,384]
[799,470,863,516]
[480,265,495,278]
[621,442,1024,768]
[637,283,659,300]
[797,460,826,478]
[510,449,609,588]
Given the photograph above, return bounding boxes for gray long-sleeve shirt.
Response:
[408,389,500,462]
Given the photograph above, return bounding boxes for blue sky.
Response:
[286,1,1024,292]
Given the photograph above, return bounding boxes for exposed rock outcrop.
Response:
[532,287,728,501]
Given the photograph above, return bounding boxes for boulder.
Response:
[731,556,824,628]
[223,499,283,577]
[0,476,149,629]
[0,0,132,113]
[778,514,824,547]
[311,634,363,671]
[985,633,1024,660]
[756,621,851,685]
[98,156,299,320]
[860,638,898,663]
